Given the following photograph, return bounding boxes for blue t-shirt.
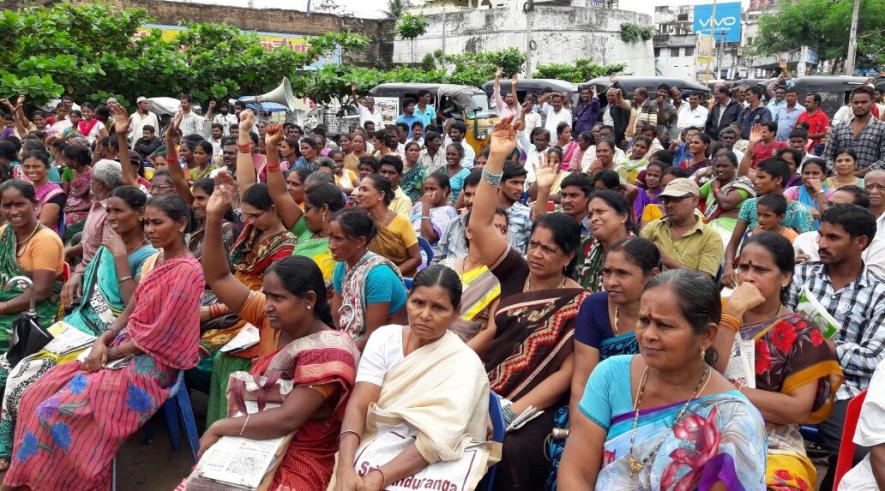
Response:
[396,114,421,139]
[332,262,407,315]
[448,167,471,203]
[579,355,634,431]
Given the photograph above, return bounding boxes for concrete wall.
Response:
[3,0,395,67]
[393,4,655,76]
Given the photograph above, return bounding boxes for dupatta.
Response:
[338,252,402,341]
[449,263,500,342]
[704,176,756,222]
[229,225,296,290]
[366,329,491,463]
[597,392,767,491]
[485,287,588,401]
[125,255,204,369]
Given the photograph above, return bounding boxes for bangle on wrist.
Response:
[720,313,742,333]
[118,275,133,283]
[265,161,281,172]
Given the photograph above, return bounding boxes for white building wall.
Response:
[655,46,697,79]
[393,4,655,76]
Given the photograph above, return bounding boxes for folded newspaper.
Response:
[219,324,260,354]
[185,401,292,491]
[794,286,841,339]
[723,337,756,389]
[43,322,96,356]
[75,347,132,369]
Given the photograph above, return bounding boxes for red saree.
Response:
[3,256,204,490]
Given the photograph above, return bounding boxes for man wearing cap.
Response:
[128,96,159,147]
[640,178,723,278]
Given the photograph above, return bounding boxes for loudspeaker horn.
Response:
[239,77,298,112]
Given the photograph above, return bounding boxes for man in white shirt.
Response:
[212,103,238,136]
[178,94,208,138]
[208,123,224,158]
[837,359,885,490]
[128,96,159,147]
[538,92,573,136]
[352,83,383,128]
[676,93,709,132]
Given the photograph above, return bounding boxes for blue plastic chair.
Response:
[479,392,506,491]
[142,370,201,460]
[417,236,434,267]
[113,370,199,489]
[403,277,414,292]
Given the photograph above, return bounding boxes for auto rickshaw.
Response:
[790,76,885,119]
[481,78,579,107]
[367,83,497,154]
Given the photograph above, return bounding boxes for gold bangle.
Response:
[720,314,742,333]
[239,414,251,436]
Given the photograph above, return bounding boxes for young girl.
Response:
[753,193,797,243]
[632,160,666,223]
[784,157,831,229]
[826,149,863,189]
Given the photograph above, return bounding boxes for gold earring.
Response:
[700,346,706,360]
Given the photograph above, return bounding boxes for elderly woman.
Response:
[334,265,493,491]
[60,159,124,307]
[557,270,768,490]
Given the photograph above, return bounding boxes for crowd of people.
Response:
[0,67,882,491]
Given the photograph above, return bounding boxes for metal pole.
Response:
[845,0,860,75]
[441,6,447,57]
[525,2,533,79]
[706,0,718,79]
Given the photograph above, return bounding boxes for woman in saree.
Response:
[617,136,650,184]
[60,143,93,242]
[555,123,579,170]
[199,183,296,425]
[21,150,65,236]
[343,132,370,173]
[355,175,421,276]
[0,186,156,470]
[187,178,237,258]
[557,270,768,490]
[401,141,426,203]
[678,131,713,177]
[334,265,493,491]
[439,209,508,353]
[0,180,64,352]
[575,190,635,292]
[700,150,756,249]
[410,172,457,252]
[191,176,359,490]
[262,123,345,284]
[469,116,590,490]
[826,149,864,189]
[784,158,832,229]
[372,129,398,160]
[278,136,300,171]
[329,208,407,352]
[185,139,217,184]
[545,237,663,489]
[717,232,842,490]
[0,194,203,490]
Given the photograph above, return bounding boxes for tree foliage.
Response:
[533,59,625,83]
[385,0,409,19]
[620,23,652,43]
[396,13,429,40]
[753,0,885,68]
[0,2,367,106]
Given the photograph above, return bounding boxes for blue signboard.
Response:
[693,2,742,43]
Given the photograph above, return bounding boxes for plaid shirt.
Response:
[786,261,885,400]
[823,116,885,171]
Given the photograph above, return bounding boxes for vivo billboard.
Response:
[693,2,742,43]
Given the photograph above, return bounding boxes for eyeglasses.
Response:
[660,195,692,204]
[151,184,174,192]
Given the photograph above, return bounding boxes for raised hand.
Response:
[207,171,237,217]
[535,151,559,190]
[489,115,518,156]
[239,109,256,132]
[495,67,503,79]
[511,73,518,86]
[264,122,284,147]
[109,103,130,135]
[748,124,765,145]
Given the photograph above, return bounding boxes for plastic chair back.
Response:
[417,236,434,266]
[833,390,868,491]
[479,392,506,491]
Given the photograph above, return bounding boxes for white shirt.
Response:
[541,103,573,136]
[128,111,159,145]
[838,360,885,490]
[523,111,542,131]
[443,136,476,168]
[209,137,223,158]
[179,111,208,138]
[677,104,709,130]
[212,113,238,136]
[794,230,885,277]
[580,145,627,173]
[517,130,549,185]
[832,105,853,127]
[357,101,384,127]
[355,325,405,386]
[420,148,446,173]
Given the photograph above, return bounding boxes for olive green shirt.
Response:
[640,212,723,278]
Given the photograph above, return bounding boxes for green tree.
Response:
[0,2,366,106]
[385,0,409,19]
[396,13,429,63]
[533,59,625,83]
[753,0,885,70]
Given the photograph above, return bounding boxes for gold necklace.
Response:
[524,274,566,293]
[626,365,712,475]
[15,223,41,258]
